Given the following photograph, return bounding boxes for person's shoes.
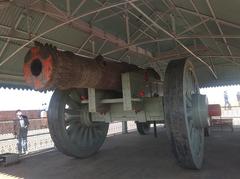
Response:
[25,151,29,155]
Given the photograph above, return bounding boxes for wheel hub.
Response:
[79,107,92,127]
[192,94,208,128]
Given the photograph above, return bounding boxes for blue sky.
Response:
[0,85,240,110]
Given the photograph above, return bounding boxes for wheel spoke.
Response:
[65,108,81,114]
[65,112,81,121]
[65,117,80,126]
[76,127,84,146]
[87,128,94,146]
[70,125,80,142]
[65,114,80,120]
[66,123,77,135]
[65,95,80,109]
[90,127,97,140]
[48,88,109,158]
[81,127,88,147]
[186,94,192,108]
[94,126,105,137]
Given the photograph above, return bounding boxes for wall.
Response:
[0,110,48,134]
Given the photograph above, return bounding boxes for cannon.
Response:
[23,42,142,90]
[23,42,209,169]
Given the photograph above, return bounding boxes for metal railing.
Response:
[2,105,240,155]
[0,120,137,155]
[220,106,240,126]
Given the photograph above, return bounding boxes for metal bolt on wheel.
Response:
[48,89,109,158]
[164,59,206,169]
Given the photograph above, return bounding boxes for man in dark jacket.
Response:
[14,110,29,154]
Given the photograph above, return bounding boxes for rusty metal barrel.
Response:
[23,42,141,90]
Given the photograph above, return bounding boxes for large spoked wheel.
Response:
[136,122,151,135]
[164,59,207,169]
[48,88,109,158]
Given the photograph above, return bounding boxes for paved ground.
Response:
[0,128,240,179]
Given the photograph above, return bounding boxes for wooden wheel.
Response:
[164,59,208,169]
[48,89,109,158]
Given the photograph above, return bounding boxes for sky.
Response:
[0,85,240,111]
[200,85,240,107]
[0,88,53,111]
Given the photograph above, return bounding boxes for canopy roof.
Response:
[0,0,240,89]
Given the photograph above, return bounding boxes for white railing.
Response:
[221,106,240,126]
[0,121,137,155]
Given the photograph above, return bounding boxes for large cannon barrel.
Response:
[23,42,141,90]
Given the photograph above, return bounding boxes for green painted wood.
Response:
[88,88,97,113]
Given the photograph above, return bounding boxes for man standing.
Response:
[237,92,240,106]
[224,91,231,110]
[14,110,29,154]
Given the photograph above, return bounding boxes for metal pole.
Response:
[0,0,139,67]
[154,121,157,138]
[206,0,234,61]
[122,121,128,134]
[128,1,217,79]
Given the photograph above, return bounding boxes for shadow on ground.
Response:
[0,128,240,179]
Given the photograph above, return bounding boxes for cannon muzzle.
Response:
[23,42,141,90]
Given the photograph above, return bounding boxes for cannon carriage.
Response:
[23,42,209,169]
[0,0,239,171]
